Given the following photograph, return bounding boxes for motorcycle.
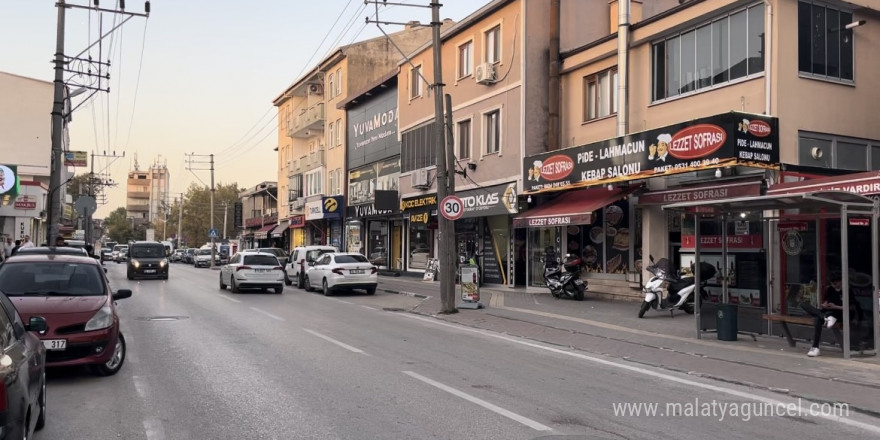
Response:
[638,255,716,318]
[544,254,587,301]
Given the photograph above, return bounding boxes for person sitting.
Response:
[801,272,861,357]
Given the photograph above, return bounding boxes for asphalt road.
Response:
[35,263,880,440]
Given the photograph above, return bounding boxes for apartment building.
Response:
[515,0,880,329]
[240,182,280,249]
[273,24,439,251]
[126,158,170,226]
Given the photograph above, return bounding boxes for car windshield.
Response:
[198,249,212,255]
[0,262,104,296]
[306,249,332,262]
[243,255,278,266]
[130,246,165,258]
[259,248,284,257]
[335,255,368,264]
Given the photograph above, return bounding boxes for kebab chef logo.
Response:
[739,118,772,138]
[530,155,574,182]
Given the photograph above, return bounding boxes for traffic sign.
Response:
[208,228,219,238]
[440,195,464,221]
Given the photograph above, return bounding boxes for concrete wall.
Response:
[0,72,53,178]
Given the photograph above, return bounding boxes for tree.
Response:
[103,207,132,243]
[163,182,241,248]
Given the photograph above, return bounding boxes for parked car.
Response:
[256,248,290,267]
[100,248,114,262]
[194,248,220,268]
[184,248,197,264]
[112,244,129,263]
[127,241,170,280]
[171,249,185,262]
[219,251,284,294]
[15,246,88,257]
[287,246,337,288]
[0,250,132,376]
[304,252,377,296]
[0,291,47,437]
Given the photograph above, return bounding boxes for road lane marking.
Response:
[403,371,552,432]
[217,294,242,303]
[132,375,148,400]
[250,307,285,321]
[361,305,377,311]
[328,298,354,305]
[397,314,880,436]
[303,328,365,354]
[143,417,166,440]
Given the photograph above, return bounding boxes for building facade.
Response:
[239,182,282,249]
[126,158,170,227]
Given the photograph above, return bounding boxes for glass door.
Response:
[529,227,560,286]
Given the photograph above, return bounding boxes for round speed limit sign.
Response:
[440,195,464,220]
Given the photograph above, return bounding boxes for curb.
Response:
[382,288,429,299]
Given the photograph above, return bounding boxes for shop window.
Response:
[368,221,389,270]
[653,4,764,101]
[798,1,854,81]
[583,68,618,121]
[458,40,473,78]
[409,223,433,270]
[836,142,868,171]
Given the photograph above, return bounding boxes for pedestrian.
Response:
[55,236,67,247]
[10,240,21,256]
[801,272,861,357]
[20,235,34,249]
[1,235,11,262]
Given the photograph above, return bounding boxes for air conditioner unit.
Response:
[308,84,323,95]
[475,63,497,85]
[411,168,430,189]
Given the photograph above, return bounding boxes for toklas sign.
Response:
[455,182,518,218]
[346,88,400,169]
[523,112,779,193]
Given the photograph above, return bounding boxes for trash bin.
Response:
[717,303,738,341]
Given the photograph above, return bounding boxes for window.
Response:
[401,122,437,172]
[336,118,342,146]
[328,73,335,98]
[653,4,765,101]
[458,41,473,78]
[798,132,880,170]
[304,168,324,197]
[485,25,501,64]
[410,65,422,99]
[798,1,853,81]
[583,68,618,121]
[328,122,335,148]
[289,174,302,201]
[336,68,342,96]
[485,109,500,154]
[457,119,471,159]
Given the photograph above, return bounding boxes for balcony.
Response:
[287,103,325,138]
[303,149,325,171]
[287,160,299,177]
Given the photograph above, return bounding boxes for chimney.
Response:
[405,20,421,29]
[609,0,642,34]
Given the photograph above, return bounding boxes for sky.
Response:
[0,0,481,217]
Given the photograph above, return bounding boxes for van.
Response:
[286,246,337,288]
[126,241,169,280]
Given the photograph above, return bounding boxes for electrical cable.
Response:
[123,19,149,150]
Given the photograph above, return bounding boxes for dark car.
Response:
[0,291,47,438]
[184,248,197,264]
[127,241,170,280]
[257,248,289,267]
[0,251,132,376]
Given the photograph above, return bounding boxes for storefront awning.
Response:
[768,171,880,196]
[254,224,275,240]
[639,179,764,205]
[270,222,288,238]
[513,186,639,228]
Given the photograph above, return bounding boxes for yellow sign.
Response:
[324,197,338,212]
[410,212,429,224]
[63,151,88,167]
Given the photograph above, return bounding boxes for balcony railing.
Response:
[307,149,325,169]
[287,103,325,138]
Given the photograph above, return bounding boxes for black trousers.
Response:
[801,303,842,348]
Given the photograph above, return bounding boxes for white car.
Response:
[219,251,284,294]
[194,249,220,268]
[286,245,337,288]
[304,252,378,296]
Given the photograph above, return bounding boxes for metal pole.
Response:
[210,154,216,268]
[430,2,454,313]
[223,202,228,240]
[695,213,702,339]
[841,205,850,359]
[722,213,729,304]
[177,195,183,248]
[47,1,67,247]
[873,198,880,356]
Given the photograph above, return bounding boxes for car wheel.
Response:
[274,286,283,294]
[304,275,313,292]
[322,279,331,296]
[231,278,240,293]
[162,273,169,280]
[93,333,125,376]
[35,370,46,430]
[219,273,227,290]
[284,273,292,286]
[365,286,376,295]
[127,271,134,281]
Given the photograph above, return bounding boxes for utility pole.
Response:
[186,153,216,268]
[46,1,149,245]
[176,194,184,248]
[85,150,124,245]
[222,201,229,240]
[367,1,457,313]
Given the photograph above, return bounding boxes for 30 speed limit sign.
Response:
[440,195,464,220]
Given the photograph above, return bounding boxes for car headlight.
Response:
[85,306,114,331]
[159,259,168,267]
[132,259,140,268]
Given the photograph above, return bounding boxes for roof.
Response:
[7,251,99,264]
[662,191,877,215]
[337,72,398,110]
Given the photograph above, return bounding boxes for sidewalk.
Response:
[378,275,880,416]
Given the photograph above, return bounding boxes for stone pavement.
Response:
[377,275,880,417]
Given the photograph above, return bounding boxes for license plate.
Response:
[43,339,66,350]
[255,269,268,273]
[349,269,364,274]
[144,269,156,274]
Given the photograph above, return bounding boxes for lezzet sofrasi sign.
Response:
[523,112,779,194]
[0,165,19,197]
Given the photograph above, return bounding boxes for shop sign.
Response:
[639,180,763,205]
[306,196,344,220]
[850,218,870,226]
[523,112,779,193]
[346,89,399,168]
[777,222,808,232]
[0,165,18,197]
[523,216,576,227]
[454,182,518,218]
[289,215,305,228]
[349,203,394,217]
[245,217,263,228]
[681,234,763,250]
[305,200,325,220]
[400,194,436,212]
[13,195,36,210]
[63,151,88,167]
[410,212,430,224]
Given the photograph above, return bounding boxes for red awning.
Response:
[256,224,275,233]
[768,171,880,196]
[513,186,638,228]
[639,179,764,205]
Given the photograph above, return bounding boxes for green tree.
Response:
[103,207,132,243]
[164,182,241,248]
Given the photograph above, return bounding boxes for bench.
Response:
[763,314,846,348]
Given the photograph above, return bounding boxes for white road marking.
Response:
[403,371,552,432]
[132,375,148,400]
[143,417,166,440]
[328,298,354,305]
[250,307,285,321]
[361,305,377,311]
[303,328,365,354]
[397,314,880,435]
[217,294,241,303]
[532,295,540,305]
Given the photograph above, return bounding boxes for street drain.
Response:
[136,316,189,322]
[383,308,405,312]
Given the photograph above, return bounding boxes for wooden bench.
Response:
[763,314,845,348]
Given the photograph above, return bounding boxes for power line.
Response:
[124,20,149,150]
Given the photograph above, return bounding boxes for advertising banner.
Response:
[63,151,88,167]
[346,88,399,169]
[523,112,779,193]
[455,182,519,219]
[401,194,436,224]
[0,165,19,197]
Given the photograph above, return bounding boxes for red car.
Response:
[0,250,132,376]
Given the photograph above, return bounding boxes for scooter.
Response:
[544,254,587,301]
[638,255,715,318]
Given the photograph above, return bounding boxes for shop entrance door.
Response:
[529,227,560,287]
[391,222,403,271]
